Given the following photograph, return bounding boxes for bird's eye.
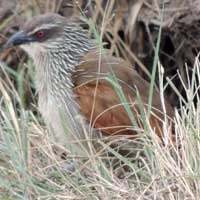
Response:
[36,31,45,38]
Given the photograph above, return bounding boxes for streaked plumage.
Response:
[5,13,174,154]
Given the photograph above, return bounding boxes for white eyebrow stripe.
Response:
[28,24,59,35]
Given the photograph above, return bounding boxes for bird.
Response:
[4,13,174,155]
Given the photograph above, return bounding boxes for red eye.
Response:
[36,31,45,38]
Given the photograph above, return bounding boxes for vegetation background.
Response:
[0,0,200,199]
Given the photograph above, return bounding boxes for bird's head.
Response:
[5,13,92,58]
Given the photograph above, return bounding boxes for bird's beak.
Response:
[4,31,31,49]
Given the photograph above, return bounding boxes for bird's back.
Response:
[73,50,174,137]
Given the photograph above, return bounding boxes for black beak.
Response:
[4,31,32,49]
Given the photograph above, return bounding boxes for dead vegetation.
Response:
[1,0,200,199]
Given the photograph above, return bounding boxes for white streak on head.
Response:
[28,24,59,36]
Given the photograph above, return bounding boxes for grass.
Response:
[2,60,200,199]
[1,1,200,199]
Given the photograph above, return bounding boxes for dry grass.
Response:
[1,0,200,199]
[1,58,200,199]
